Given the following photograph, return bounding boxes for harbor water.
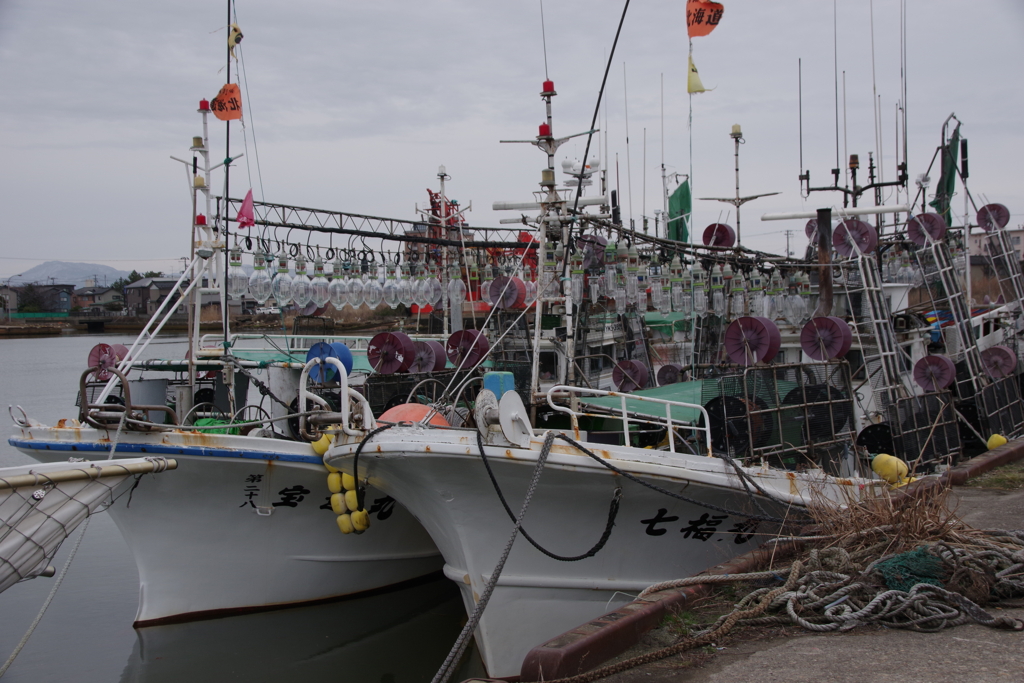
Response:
[0,333,481,683]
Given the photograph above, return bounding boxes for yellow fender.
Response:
[342,473,357,491]
[988,433,1008,450]
[327,472,343,494]
[344,489,360,512]
[336,514,354,534]
[871,453,910,486]
[330,493,347,514]
[312,432,334,456]
[351,509,370,532]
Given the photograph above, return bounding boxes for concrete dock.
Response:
[596,485,1024,683]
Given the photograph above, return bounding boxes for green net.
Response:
[193,418,240,435]
[874,547,945,592]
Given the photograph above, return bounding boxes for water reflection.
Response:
[119,576,484,683]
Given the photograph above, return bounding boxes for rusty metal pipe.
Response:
[812,207,833,317]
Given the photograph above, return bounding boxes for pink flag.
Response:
[237,189,255,229]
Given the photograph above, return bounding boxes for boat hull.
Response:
[326,427,843,677]
[9,425,442,624]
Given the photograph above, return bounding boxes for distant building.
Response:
[72,286,123,312]
[124,277,181,316]
[968,227,1024,259]
[0,285,18,314]
[35,284,76,313]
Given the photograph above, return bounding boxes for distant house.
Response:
[0,285,18,314]
[72,286,123,312]
[36,284,76,313]
[124,278,181,316]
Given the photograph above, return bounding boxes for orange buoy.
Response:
[378,403,449,426]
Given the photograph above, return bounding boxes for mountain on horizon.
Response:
[8,261,132,289]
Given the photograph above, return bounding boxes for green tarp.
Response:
[580,381,707,424]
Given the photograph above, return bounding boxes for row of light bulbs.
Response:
[227,249,476,310]
[565,243,816,326]
[226,242,815,327]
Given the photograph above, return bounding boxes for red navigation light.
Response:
[538,123,551,137]
[195,214,207,225]
[199,99,210,111]
[542,80,555,94]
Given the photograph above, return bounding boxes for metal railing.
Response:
[546,385,713,456]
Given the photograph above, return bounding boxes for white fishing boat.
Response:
[317,79,1024,677]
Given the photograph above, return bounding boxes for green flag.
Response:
[667,180,691,242]
[928,125,960,224]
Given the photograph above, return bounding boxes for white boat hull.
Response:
[9,424,442,624]
[326,426,861,677]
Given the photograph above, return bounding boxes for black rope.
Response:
[231,360,293,412]
[551,433,809,525]
[351,423,396,511]
[476,432,621,562]
[570,0,631,220]
[716,450,778,520]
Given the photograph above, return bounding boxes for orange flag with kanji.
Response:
[211,83,242,121]
[687,0,724,38]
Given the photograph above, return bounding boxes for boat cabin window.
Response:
[539,351,557,380]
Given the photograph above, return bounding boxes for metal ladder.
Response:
[916,234,1023,439]
[839,252,907,418]
[985,228,1024,313]
[916,238,987,400]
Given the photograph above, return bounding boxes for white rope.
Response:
[0,517,91,678]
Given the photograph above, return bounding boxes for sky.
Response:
[1,0,1022,279]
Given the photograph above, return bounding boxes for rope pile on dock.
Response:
[540,491,1024,683]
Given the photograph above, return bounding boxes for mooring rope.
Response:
[0,517,91,678]
[431,431,559,683]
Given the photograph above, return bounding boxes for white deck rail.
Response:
[546,385,713,457]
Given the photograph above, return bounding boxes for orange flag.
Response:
[687,0,724,38]
[211,83,242,121]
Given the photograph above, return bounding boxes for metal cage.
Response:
[698,361,856,472]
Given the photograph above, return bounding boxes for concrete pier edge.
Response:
[507,437,1024,683]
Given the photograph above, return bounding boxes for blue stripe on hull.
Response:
[7,437,322,465]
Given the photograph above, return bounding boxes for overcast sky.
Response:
[1,0,1022,279]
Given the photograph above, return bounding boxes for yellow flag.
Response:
[228,23,243,60]
[687,55,706,94]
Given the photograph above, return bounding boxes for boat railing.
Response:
[198,332,448,356]
[545,385,713,457]
[298,356,376,439]
[78,366,179,430]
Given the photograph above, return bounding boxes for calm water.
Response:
[0,333,480,682]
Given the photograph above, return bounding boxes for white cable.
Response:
[0,517,91,678]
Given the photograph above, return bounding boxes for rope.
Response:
[476,431,621,562]
[105,409,128,460]
[0,517,91,678]
[350,423,395,511]
[231,359,293,412]
[431,431,559,683]
[551,432,807,525]
[537,561,804,683]
[552,537,1024,683]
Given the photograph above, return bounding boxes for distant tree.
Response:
[17,284,44,312]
